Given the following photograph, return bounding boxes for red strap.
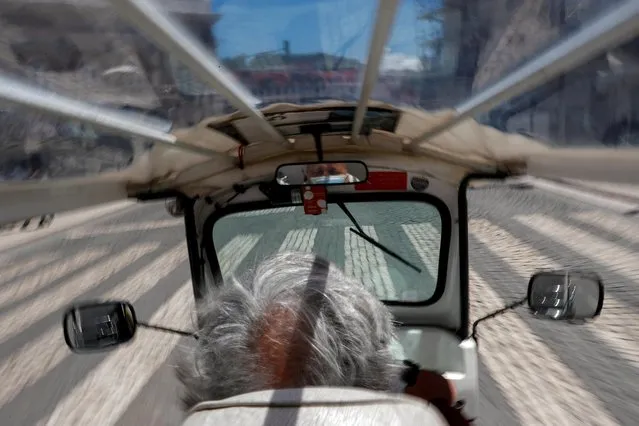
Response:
[237,145,245,169]
[404,370,456,406]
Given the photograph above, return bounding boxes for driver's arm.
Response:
[402,362,474,425]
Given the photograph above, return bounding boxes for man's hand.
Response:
[402,362,474,426]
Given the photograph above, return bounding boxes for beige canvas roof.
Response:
[153,101,548,195]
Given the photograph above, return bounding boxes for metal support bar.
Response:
[0,74,225,158]
[351,0,400,141]
[110,0,289,146]
[409,0,639,148]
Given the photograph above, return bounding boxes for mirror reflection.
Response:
[63,301,137,352]
[528,271,603,321]
[276,161,368,186]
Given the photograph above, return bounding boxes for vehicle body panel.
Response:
[191,168,479,418]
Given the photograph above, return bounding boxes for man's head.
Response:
[304,163,352,184]
[305,163,349,178]
[176,252,397,409]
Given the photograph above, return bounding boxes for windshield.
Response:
[0,0,637,182]
[210,200,446,303]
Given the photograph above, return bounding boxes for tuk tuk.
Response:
[0,0,637,424]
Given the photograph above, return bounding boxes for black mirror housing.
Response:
[527,271,604,321]
[63,301,138,353]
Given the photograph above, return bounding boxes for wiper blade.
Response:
[350,228,422,273]
[337,202,421,273]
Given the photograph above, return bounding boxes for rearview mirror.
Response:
[275,161,368,186]
[63,301,137,353]
[527,271,604,321]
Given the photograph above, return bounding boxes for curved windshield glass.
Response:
[0,0,637,182]
[211,200,445,303]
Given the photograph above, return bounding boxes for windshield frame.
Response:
[201,191,452,307]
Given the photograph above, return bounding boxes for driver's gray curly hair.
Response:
[176,251,398,409]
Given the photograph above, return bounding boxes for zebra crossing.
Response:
[1,201,639,425]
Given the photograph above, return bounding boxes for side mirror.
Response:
[165,198,185,217]
[63,301,137,353]
[527,271,604,321]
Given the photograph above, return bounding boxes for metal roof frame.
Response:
[408,0,639,148]
[0,74,227,158]
[0,0,637,155]
[110,0,289,147]
[351,0,399,141]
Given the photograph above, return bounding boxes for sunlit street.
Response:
[0,182,637,425]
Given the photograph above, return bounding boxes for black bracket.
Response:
[471,297,526,346]
[300,123,331,162]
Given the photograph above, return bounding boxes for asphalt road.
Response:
[1,185,639,425]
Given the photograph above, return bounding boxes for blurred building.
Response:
[413,0,639,146]
[0,0,221,121]
[0,0,226,179]
[469,0,639,146]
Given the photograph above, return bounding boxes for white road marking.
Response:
[512,215,639,368]
[0,243,158,344]
[41,281,194,426]
[0,243,188,407]
[278,228,318,252]
[66,220,183,239]
[563,180,639,200]
[402,223,440,279]
[0,249,107,308]
[525,177,639,214]
[4,209,637,425]
[0,201,136,252]
[233,207,296,217]
[100,243,188,301]
[344,226,395,299]
[571,211,639,244]
[218,234,262,278]
[0,255,63,286]
[470,269,619,426]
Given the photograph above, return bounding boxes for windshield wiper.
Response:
[337,202,421,273]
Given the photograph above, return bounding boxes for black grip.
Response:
[401,359,421,387]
